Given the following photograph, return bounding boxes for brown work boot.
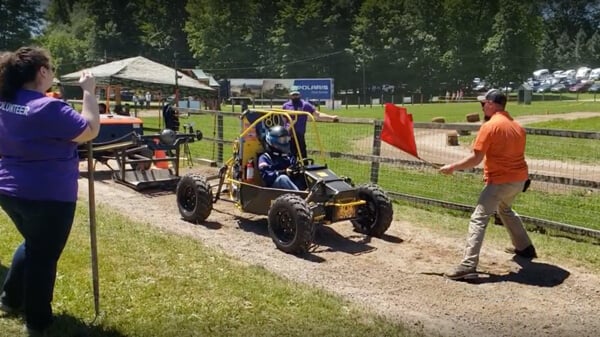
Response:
[505,244,537,259]
[444,264,478,280]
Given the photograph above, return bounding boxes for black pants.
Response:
[290,133,307,159]
[0,195,75,330]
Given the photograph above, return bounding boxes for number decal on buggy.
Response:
[263,115,282,128]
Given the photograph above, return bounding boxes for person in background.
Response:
[0,46,100,336]
[258,126,306,190]
[162,98,179,131]
[123,103,131,116]
[439,89,535,281]
[113,104,129,116]
[282,90,338,159]
[145,91,151,109]
[98,102,108,114]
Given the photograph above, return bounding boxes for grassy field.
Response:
[460,116,600,164]
[0,206,418,337]
[323,158,600,230]
[237,99,600,123]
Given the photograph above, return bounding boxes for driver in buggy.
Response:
[258,125,306,190]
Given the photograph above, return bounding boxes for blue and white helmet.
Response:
[265,125,291,154]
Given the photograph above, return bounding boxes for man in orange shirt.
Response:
[439,89,536,280]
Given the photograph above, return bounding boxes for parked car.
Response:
[550,83,567,93]
[568,82,592,93]
[536,83,553,93]
[587,83,600,93]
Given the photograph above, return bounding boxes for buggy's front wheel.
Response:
[267,194,313,254]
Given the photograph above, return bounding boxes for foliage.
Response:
[0,0,44,51]
[4,0,600,97]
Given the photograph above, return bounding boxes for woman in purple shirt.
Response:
[0,46,100,335]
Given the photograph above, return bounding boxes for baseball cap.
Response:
[290,90,300,96]
[477,89,507,106]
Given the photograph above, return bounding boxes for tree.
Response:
[537,30,557,70]
[262,0,359,90]
[47,0,78,24]
[402,0,444,96]
[136,0,194,68]
[586,30,600,66]
[439,0,497,91]
[0,0,44,50]
[482,0,543,86]
[37,2,97,75]
[82,0,143,62]
[185,0,264,78]
[540,0,600,39]
[350,0,412,90]
[554,32,574,69]
[573,28,589,65]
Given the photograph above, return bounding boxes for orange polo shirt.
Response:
[472,111,528,184]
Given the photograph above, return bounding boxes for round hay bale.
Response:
[432,117,445,123]
[458,129,471,136]
[466,113,480,123]
[446,131,459,146]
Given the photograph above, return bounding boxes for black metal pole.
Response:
[86,142,100,318]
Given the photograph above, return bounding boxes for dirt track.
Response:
[78,112,600,337]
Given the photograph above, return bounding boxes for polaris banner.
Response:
[229,78,333,101]
[290,79,333,100]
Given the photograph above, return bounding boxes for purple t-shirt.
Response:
[0,89,88,202]
[281,99,315,134]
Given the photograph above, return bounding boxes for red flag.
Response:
[381,103,419,158]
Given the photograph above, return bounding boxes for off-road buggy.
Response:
[175,109,393,254]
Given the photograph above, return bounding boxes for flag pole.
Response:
[86,141,101,319]
[419,157,442,169]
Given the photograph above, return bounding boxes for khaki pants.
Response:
[461,181,532,268]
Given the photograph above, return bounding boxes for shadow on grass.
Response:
[1,265,125,337]
[44,313,127,337]
[471,257,570,287]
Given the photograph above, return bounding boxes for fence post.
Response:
[370,120,382,184]
[217,111,224,164]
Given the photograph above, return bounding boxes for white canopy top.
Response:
[60,56,214,92]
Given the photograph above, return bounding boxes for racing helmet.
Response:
[265,125,291,154]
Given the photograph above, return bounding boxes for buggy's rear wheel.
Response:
[351,184,393,237]
[176,173,213,222]
[267,194,313,254]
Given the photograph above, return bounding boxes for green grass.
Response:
[458,116,600,164]
[322,160,600,231]
[527,116,600,131]
[312,100,600,123]
[0,205,419,337]
[457,132,600,164]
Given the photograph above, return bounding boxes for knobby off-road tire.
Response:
[267,194,314,255]
[176,173,213,223]
[351,183,393,237]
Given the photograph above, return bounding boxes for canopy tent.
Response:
[60,56,215,95]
